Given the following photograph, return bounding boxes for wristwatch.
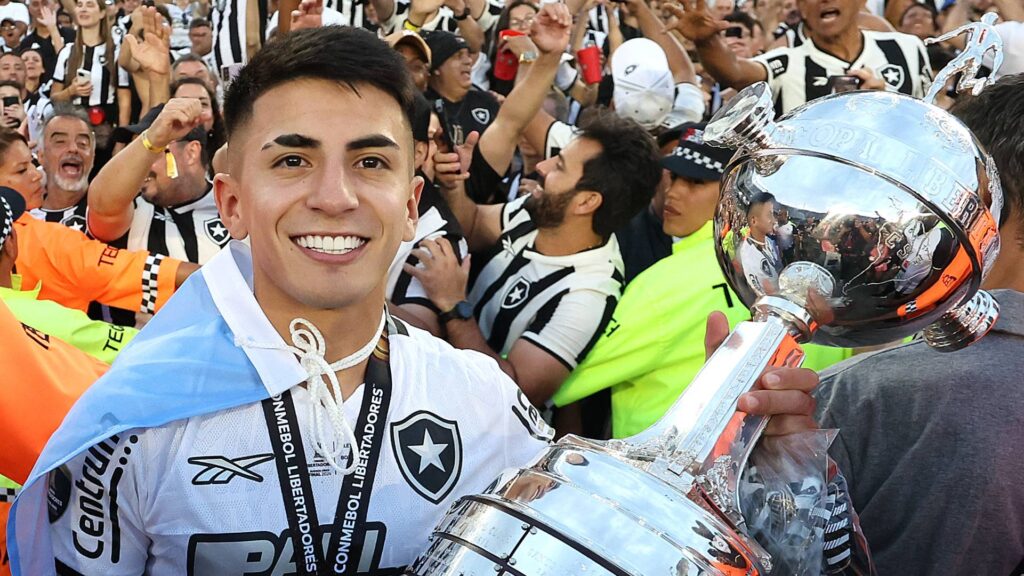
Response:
[439,300,474,324]
[453,6,471,20]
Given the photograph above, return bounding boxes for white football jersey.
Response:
[48,244,552,576]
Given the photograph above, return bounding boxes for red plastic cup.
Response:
[577,44,602,85]
[494,29,526,81]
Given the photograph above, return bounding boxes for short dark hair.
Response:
[724,10,756,34]
[224,26,415,141]
[574,110,661,239]
[189,17,211,30]
[746,191,775,216]
[0,79,22,96]
[950,73,1024,235]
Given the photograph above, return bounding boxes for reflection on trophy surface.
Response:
[408,36,1005,576]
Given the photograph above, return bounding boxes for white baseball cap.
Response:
[612,38,675,130]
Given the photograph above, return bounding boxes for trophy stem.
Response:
[620,304,813,531]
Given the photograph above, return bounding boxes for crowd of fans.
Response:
[0,0,1022,571]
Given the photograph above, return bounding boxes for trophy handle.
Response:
[623,316,806,528]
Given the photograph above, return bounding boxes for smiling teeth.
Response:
[296,235,366,254]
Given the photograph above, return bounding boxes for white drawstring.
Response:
[237,311,387,475]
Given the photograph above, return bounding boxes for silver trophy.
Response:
[408,37,1004,576]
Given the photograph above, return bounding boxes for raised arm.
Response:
[88,99,204,242]
[477,2,572,174]
[433,132,504,252]
[666,0,767,90]
[624,0,696,84]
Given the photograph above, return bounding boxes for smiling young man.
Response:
[9,25,823,576]
[670,0,932,113]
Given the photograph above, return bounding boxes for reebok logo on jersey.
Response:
[188,454,275,485]
[390,411,463,504]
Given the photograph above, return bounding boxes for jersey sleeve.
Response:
[380,0,410,34]
[551,287,659,407]
[519,288,617,371]
[21,219,182,314]
[48,432,151,575]
[53,44,71,84]
[751,47,789,91]
[474,0,503,34]
[0,297,108,484]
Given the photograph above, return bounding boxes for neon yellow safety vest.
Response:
[554,221,851,438]
[0,275,139,364]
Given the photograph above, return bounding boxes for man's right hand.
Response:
[530,3,572,55]
[124,6,171,76]
[146,98,204,150]
[665,0,729,44]
[433,130,480,191]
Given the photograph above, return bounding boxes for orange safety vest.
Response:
[12,215,181,314]
[0,298,110,576]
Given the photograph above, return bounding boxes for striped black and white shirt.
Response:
[467,195,624,370]
[382,0,501,35]
[387,182,468,311]
[29,198,89,233]
[752,30,932,115]
[210,0,265,68]
[118,187,230,264]
[53,42,130,107]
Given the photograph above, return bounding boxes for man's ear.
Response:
[573,190,603,217]
[213,173,248,240]
[414,141,428,171]
[187,140,204,168]
[404,175,425,242]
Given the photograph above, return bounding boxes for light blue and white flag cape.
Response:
[7,242,309,576]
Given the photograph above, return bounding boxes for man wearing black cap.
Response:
[86,99,230,265]
[424,30,499,139]
[551,122,745,438]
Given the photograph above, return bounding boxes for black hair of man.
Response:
[189,17,211,30]
[746,191,776,215]
[223,27,416,141]
[173,53,206,68]
[950,73,1024,237]
[573,109,662,239]
[724,10,757,35]
[411,91,431,144]
[0,79,22,97]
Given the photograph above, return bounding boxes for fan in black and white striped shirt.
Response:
[87,105,230,266]
[408,108,662,405]
[28,107,95,234]
[52,34,129,109]
[212,0,390,68]
[671,0,932,115]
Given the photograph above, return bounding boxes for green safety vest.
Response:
[1,275,139,365]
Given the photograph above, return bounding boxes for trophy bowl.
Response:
[709,83,1002,349]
